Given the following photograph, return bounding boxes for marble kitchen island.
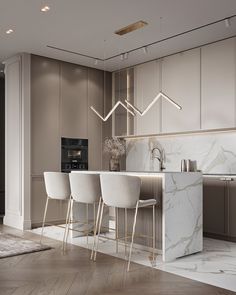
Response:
[73,171,203,262]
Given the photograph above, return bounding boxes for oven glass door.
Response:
[67,149,82,159]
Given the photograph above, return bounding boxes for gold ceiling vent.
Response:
[115,20,148,36]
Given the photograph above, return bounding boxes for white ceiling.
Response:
[1,0,236,72]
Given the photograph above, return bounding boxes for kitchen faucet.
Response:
[151,147,165,171]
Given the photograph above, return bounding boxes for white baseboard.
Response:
[4,212,31,230]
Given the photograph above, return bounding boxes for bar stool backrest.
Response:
[100,174,141,208]
[69,173,101,204]
[44,172,70,200]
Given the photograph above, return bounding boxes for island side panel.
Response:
[162,172,203,262]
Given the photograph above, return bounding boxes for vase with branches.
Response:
[103,137,125,171]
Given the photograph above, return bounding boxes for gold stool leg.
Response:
[115,207,119,253]
[63,197,72,252]
[86,203,89,247]
[93,201,104,261]
[125,208,127,258]
[127,202,139,272]
[40,197,49,244]
[66,199,73,244]
[152,204,156,266]
[91,197,102,260]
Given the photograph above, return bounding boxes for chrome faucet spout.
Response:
[151,147,165,171]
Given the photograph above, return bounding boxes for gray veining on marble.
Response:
[72,171,203,262]
[126,131,236,174]
[162,172,203,262]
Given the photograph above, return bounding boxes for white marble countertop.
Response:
[73,170,202,176]
[203,174,236,178]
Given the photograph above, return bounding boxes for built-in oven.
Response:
[61,137,88,172]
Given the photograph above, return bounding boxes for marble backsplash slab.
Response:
[126,132,236,174]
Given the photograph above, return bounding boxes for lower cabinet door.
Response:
[229,180,236,238]
[203,177,226,235]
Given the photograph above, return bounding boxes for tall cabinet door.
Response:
[60,63,88,139]
[201,38,236,129]
[134,60,161,135]
[31,55,66,226]
[31,55,60,174]
[88,68,103,170]
[162,49,201,133]
[229,179,236,237]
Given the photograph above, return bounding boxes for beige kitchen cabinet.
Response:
[60,63,88,139]
[31,55,60,175]
[162,48,201,133]
[203,177,226,235]
[88,68,103,170]
[113,69,134,136]
[228,179,236,238]
[203,176,236,241]
[134,60,161,135]
[201,38,236,129]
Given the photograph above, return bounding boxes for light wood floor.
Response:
[0,224,234,295]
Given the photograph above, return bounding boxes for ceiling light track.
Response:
[47,13,236,63]
[105,14,236,61]
[46,45,103,62]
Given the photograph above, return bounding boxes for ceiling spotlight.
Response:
[142,46,148,54]
[124,52,128,59]
[41,5,50,12]
[94,59,98,65]
[6,29,13,34]
[120,53,125,61]
[224,18,231,28]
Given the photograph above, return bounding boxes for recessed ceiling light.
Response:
[224,18,231,28]
[41,5,50,12]
[115,20,148,36]
[6,29,13,34]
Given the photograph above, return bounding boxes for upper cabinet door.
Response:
[60,63,88,139]
[134,60,161,135]
[162,49,201,133]
[201,38,236,129]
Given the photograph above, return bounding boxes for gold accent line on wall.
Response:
[125,91,182,116]
[90,101,135,122]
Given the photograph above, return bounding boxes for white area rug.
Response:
[0,232,51,258]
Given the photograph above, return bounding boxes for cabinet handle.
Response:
[220,177,226,181]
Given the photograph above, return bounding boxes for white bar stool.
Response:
[41,172,71,249]
[94,174,157,271]
[67,173,102,251]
